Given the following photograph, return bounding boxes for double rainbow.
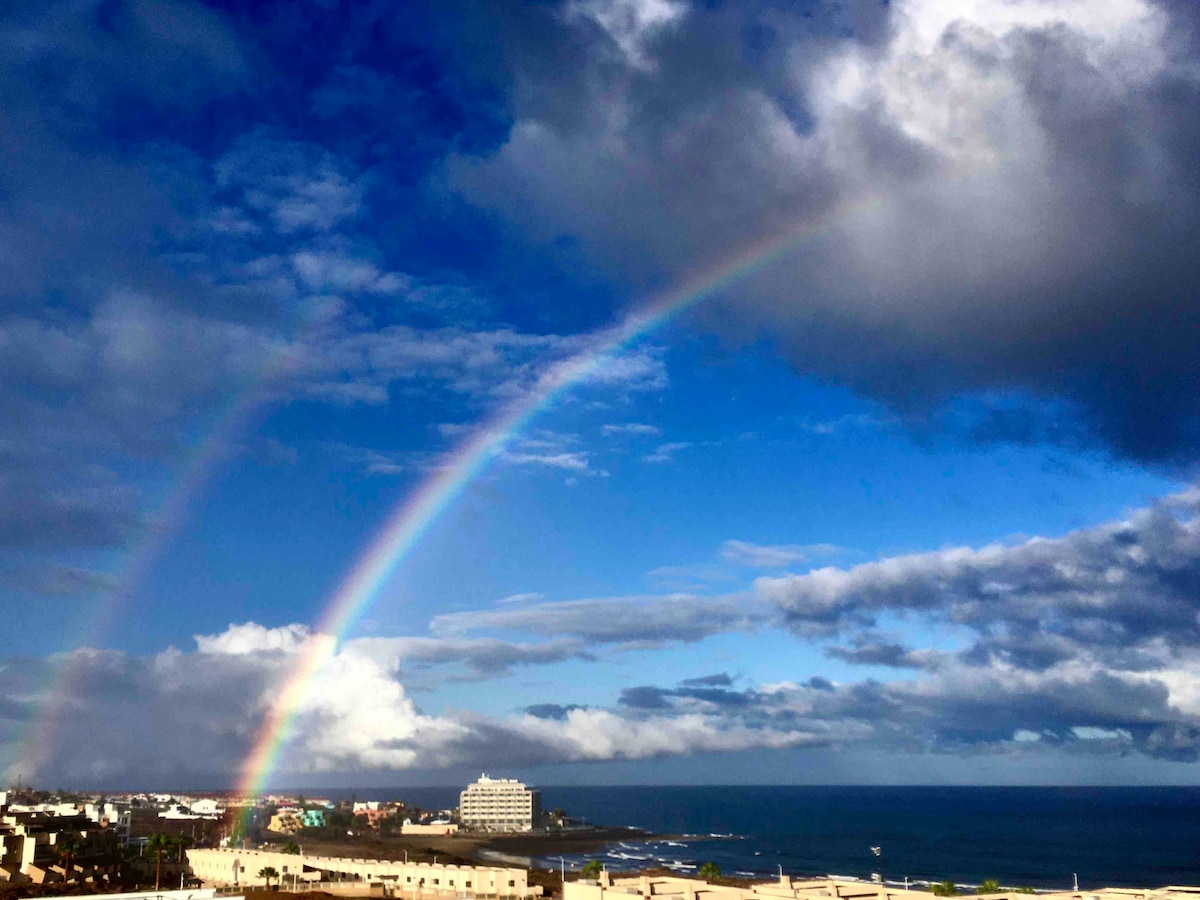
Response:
[233,191,881,801]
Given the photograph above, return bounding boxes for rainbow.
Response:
[6,338,308,785]
[234,190,883,801]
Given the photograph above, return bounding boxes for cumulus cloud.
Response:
[0,623,822,786]
[450,0,1200,465]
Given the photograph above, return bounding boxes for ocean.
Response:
[323,786,1200,890]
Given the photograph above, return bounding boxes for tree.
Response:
[699,862,721,882]
[283,842,301,855]
[146,833,172,891]
[56,837,81,883]
[581,861,603,880]
[259,866,280,890]
[175,833,192,862]
[979,881,1002,894]
[932,882,959,897]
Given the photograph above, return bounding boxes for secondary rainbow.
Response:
[234,190,883,801]
[8,338,311,786]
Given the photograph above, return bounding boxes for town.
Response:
[2,778,1199,900]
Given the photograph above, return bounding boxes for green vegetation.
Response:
[581,861,603,879]
[1015,888,1036,894]
[931,882,959,897]
[259,866,280,889]
[55,836,81,880]
[699,862,721,881]
[979,880,1002,894]
[282,842,301,855]
[146,833,172,891]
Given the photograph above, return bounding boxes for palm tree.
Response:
[931,882,959,897]
[259,866,280,890]
[176,833,192,862]
[56,836,82,883]
[146,833,172,891]
[699,862,721,882]
[979,881,1002,894]
[581,861,603,879]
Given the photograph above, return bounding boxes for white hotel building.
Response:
[458,775,541,832]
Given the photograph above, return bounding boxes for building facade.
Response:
[458,776,541,833]
[565,875,1200,900]
[186,848,541,898]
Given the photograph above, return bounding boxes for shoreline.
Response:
[288,825,680,869]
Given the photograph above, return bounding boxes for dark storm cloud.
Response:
[449,0,1200,467]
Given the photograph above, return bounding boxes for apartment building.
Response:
[458,775,541,833]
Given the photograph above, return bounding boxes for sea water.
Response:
[327,785,1200,889]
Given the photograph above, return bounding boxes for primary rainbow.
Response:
[234,190,882,802]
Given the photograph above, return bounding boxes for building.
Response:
[458,775,541,833]
[400,823,458,836]
[302,809,326,828]
[161,804,219,821]
[186,847,542,898]
[0,807,119,885]
[565,875,1200,900]
[267,811,302,835]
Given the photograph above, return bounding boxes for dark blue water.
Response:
[319,786,1200,890]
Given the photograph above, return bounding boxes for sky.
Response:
[4,0,1200,789]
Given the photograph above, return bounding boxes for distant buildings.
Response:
[267,806,326,834]
[459,775,541,833]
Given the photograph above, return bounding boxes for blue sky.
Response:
[4,0,1200,788]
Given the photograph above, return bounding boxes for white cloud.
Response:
[643,441,692,463]
[601,422,663,437]
[0,622,819,785]
[721,539,844,568]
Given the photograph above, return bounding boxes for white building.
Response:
[458,775,541,833]
[186,848,541,897]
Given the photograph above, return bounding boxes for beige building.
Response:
[401,823,459,836]
[459,775,541,833]
[0,809,119,885]
[565,875,1200,900]
[186,847,541,898]
[268,811,303,835]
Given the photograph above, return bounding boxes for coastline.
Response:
[287,826,674,869]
